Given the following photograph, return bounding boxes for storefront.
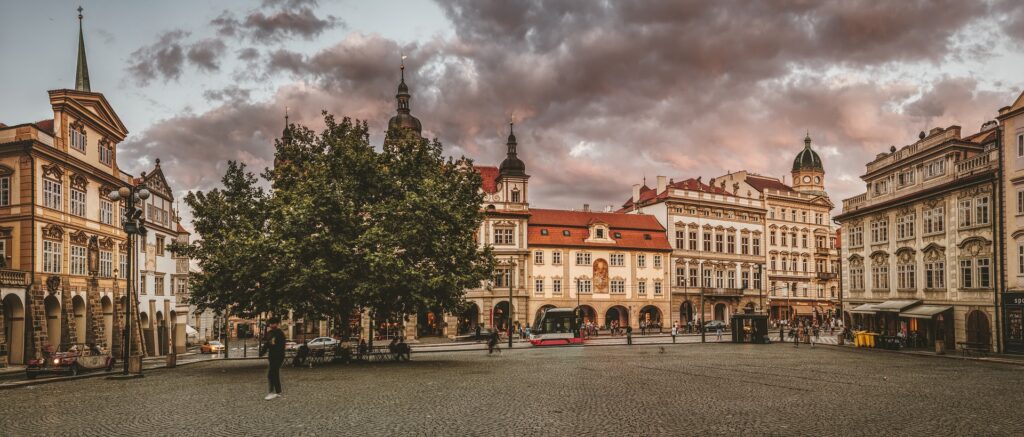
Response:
[897,305,953,349]
[1004,292,1024,354]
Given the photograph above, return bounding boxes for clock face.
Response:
[815,176,821,183]
[803,176,811,183]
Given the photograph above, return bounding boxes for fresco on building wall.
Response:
[593,258,609,293]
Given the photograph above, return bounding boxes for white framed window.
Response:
[120,253,128,278]
[675,230,685,249]
[850,266,864,290]
[923,207,944,234]
[961,260,973,288]
[924,159,945,179]
[637,254,646,268]
[70,127,87,152]
[716,270,724,288]
[493,228,514,245]
[552,251,562,265]
[43,240,62,273]
[870,219,888,243]
[897,263,916,289]
[70,188,86,217]
[610,253,624,267]
[770,230,778,246]
[552,279,562,296]
[533,250,544,265]
[741,237,749,254]
[975,196,990,225]
[752,237,761,255]
[871,265,889,289]
[100,250,113,277]
[753,270,761,289]
[534,278,544,295]
[638,280,647,295]
[1018,189,1024,215]
[727,235,735,253]
[70,244,87,275]
[653,255,662,269]
[610,280,625,294]
[849,225,863,246]
[959,199,973,227]
[896,213,915,240]
[654,281,662,295]
[689,268,698,287]
[897,168,915,187]
[715,234,724,252]
[688,231,697,250]
[815,213,823,225]
[978,258,991,288]
[577,279,592,294]
[100,200,114,225]
[727,270,736,288]
[43,179,62,210]
[702,269,712,287]
[0,176,9,206]
[99,141,113,166]
[925,261,945,289]
[576,252,591,265]
[873,179,889,195]
[703,232,712,251]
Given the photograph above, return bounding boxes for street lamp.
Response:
[108,184,150,375]
[508,260,515,349]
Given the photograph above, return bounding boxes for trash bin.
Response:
[853,331,863,347]
[866,333,877,348]
[166,353,177,368]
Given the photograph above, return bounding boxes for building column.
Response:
[29,283,47,359]
[61,283,76,348]
[86,279,103,347]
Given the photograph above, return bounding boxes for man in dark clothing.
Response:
[262,318,286,400]
[475,325,482,342]
[626,325,633,345]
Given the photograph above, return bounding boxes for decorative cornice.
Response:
[42,223,64,241]
[70,229,89,245]
[42,162,64,181]
[70,172,88,191]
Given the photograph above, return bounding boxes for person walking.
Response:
[487,330,500,355]
[262,318,286,400]
[794,323,801,348]
[715,325,723,341]
[475,324,482,342]
[671,322,678,344]
[626,325,633,345]
[779,324,785,343]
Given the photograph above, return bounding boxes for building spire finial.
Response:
[75,6,91,92]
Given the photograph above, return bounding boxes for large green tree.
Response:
[181,112,493,326]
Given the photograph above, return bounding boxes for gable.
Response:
[142,165,173,200]
[49,89,129,141]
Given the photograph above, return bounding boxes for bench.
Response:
[355,345,410,363]
[956,341,990,357]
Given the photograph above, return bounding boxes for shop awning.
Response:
[872,300,920,312]
[793,305,814,315]
[899,305,953,319]
[848,303,878,314]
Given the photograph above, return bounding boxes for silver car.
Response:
[306,337,340,349]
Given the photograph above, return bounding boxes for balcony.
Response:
[955,150,996,178]
[0,269,29,286]
[842,194,867,213]
[698,287,745,297]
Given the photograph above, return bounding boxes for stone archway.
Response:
[493,301,514,333]
[417,308,445,338]
[605,305,629,329]
[72,295,87,344]
[639,306,662,332]
[966,310,991,347]
[140,312,153,357]
[535,305,557,324]
[575,305,597,325]
[458,303,480,335]
[44,295,61,350]
[714,303,727,321]
[155,311,166,355]
[680,301,694,323]
[3,294,25,364]
[100,296,113,349]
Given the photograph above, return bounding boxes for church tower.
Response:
[498,122,529,205]
[791,133,826,195]
[385,59,422,140]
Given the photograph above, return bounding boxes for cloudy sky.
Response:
[3,0,1024,224]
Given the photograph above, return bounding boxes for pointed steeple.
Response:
[804,131,812,148]
[75,6,91,92]
[387,55,422,136]
[282,106,292,143]
[499,121,526,177]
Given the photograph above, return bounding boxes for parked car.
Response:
[704,320,728,331]
[200,340,225,354]
[26,343,113,379]
[306,337,340,350]
[284,340,298,352]
[454,328,495,342]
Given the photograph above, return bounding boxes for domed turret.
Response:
[792,132,823,172]
[499,122,526,177]
[387,63,422,135]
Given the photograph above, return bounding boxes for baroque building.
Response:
[835,124,1000,351]
[998,91,1024,354]
[0,9,148,364]
[713,134,840,323]
[621,176,766,327]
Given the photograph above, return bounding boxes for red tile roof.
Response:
[528,208,671,251]
[177,222,191,234]
[34,119,54,135]
[475,166,499,194]
[620,178,732,210]
[745,175,794,193]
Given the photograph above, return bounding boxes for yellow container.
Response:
[853,331,865,347]
[866,333,877,348]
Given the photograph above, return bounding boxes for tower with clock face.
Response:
[791,133,826,196]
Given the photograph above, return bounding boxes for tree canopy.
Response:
[176,113,493,324]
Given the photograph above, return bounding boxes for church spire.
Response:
[282,106,292,143]
[499,121,526,177]
[386,55,422,135]
[75,6,91,92]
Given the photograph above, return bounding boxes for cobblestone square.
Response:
[3,343,1024,436]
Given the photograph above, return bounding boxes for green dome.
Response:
[792,134,823,172]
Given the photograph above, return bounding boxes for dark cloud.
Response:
[127,32,231,84]
[237,47,260,62]
[127,0,1021,219]
[187,39,227,72]
[202,85,252,103]
[211,2,341,43]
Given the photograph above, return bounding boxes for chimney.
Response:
[632,184,641,203]
[583,204,590,212]
[657,175,667,194]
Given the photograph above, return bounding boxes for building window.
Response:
[43,240,62,273]
[552,279,562,296]
[100,200,114,225]
[595,227,604,238]
[1018,189,1024,215]
[156,235,165,256]
[511,189,520,203]
[534,250,544,264]
[702,269,712,287]
[155,276,165,296]
[675,230,685,249]
[727,270,736,288]
[770,256,777,271]
[688,231,697,250]
[753,270,762,289]
[871,265,889,289]
[70,188,86,217]
[576,252,591,265]
[849,225,863,246]
[637,280,646,295]
[120,253,128,278]
[1018,133,1023,157]
[752,237,760,255]
[175,277,188,296]
[959,199,973,227]
[100,250,113,277]
[610,253,624,267]
[43,179,62,210]
[676,267,686,286]
[801,211,808,222]
[70,126,87,152]
[740,237,749,255]
[870,219,888,243]
[552,251,562,265]
[896,213,916,240]
[923,207,944,234]
[715,233,724,252]
[924,159,945,179]
[637,254,646,268]
[975,196,990,225]
[897,262,916,290]
[0,176,9,206]
[978,258,991,288]
[897,168,915,187]
[99,141,113,166]
[611,280,625,294]
[770,230,777,246]
[925,262,945,289]
[961,260,973,288]
[654,281,662,295]
[850,266,864,290]
[654,255,662,268]
[577,279,592,294]
[801,234,808,248]
[70,244,87,276]
[790,232,798,247]
[715,270,724,288]
[493,228,514,245]
[802,259,808,273]
[703,232,712,251]
[727,235,735,253]
[140,275,147,295]
[534,278,544,295]
[493,268,510,288]
[874,179,889,195]
[815,213,823,225]
[689,268,698,287]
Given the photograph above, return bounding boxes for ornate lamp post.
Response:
[108,184,150,375]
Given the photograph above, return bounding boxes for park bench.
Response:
[354,345,410,363]
[956,341,990,357]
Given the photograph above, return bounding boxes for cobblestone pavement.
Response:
[2,343,1023,436]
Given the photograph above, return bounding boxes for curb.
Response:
[0,357,216,391]
[815,340,1024,367]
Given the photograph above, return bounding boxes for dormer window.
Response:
[614,232,621,239]
[562,230,570,236]
[540,229,549,236]
[69,122,87,153]
[596,228,604,238]
[99,138,113,166]
[644,234,652,240]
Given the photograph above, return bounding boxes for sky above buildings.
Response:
[3,0,1024,224]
